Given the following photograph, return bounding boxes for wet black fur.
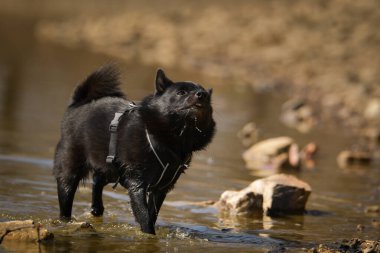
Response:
[53,65,215,234]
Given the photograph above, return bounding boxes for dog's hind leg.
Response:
[56,173,81,220]
[91,172,107,216]
[53,141,87,220]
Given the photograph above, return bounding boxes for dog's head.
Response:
[152,69,213,127]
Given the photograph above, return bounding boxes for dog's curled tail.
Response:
[69,65,125,108]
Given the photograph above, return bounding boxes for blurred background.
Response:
[0,1,379,252]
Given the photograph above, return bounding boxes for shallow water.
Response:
[0,10,379,253]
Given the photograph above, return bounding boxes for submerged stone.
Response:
[0,220,53,243]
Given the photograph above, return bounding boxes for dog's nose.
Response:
[195,91,207,101]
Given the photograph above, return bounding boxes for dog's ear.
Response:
[208,88,213,97]
[155,69,173,94]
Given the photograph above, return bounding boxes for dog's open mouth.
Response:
[194,103,203,108]
[181,102,205,111]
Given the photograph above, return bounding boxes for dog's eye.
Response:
[177,90,187,96]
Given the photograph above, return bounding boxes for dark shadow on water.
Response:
[166,223,282,246]
[305,210,332,217]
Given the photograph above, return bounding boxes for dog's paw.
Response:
[90,207,104,217]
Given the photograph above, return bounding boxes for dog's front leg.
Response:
[126,181,155,234]
[147,191,167,225]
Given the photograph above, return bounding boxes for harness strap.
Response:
[159,162,189,190]
[145,128,170,189]
[145,127,191,192]
[106,102,137,189]
[106,112,124,165]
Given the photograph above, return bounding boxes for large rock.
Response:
[218,174,311,216]
[251,174,311,215]
[0,220,53,243]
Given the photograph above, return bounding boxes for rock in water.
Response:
[242,136,296,171]
[281,99,316,133]
[218,174,311,216]
[218,188,263,215]
[251,174,311,215]
[238,122,259,147]
[0,220,53,243]
[365,205,380,213]
[337,150,372,169]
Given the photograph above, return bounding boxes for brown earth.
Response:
[32,0,380,130]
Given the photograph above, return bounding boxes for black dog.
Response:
[53,65,215,234]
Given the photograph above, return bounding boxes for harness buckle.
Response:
[106,155,115,164]
[109,112,123,132]
[109,124,118,132]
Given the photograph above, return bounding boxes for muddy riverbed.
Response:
[0,7,379,253]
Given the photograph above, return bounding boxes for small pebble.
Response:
[356,224,365,231]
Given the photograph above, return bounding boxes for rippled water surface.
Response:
[0,11,379,253]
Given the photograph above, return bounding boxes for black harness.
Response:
[106,101,137,189]
[106,102,191,191]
